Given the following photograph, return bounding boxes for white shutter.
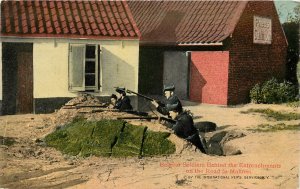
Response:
[69,44,85,91]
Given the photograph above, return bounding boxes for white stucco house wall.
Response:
[0,0,140,114]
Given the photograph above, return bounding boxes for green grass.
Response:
[248,123,300,132]
[45,118,96,156]
[0,136,16,146]
[45,119,175,157]
[142,131,175,156]
[112,123,146,157]
[286,100,300,108]
[241,108,300,121]
[80,120,125,157]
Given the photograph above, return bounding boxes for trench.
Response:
[139,126,148,158]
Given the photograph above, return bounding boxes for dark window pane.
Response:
[85,61,95,73]
[85,74,95,86]
[86,45,96,58]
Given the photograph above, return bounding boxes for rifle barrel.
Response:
[116,116,157,120]
[126,89,154,101]
[116,116,176,124]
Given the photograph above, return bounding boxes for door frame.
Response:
[2,42,33,115]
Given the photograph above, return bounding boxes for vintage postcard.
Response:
[0,0,299,188]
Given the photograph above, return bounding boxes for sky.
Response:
[274,0,300,23]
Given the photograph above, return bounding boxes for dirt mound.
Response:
[65,93,105,106]
[53,94,148,127]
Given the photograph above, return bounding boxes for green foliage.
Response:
[248,123,300,132]
[0,136,16,146]
[45,119,95,156]
[261,78,281,103]
[278,81,298,102]
[286,4,300,24]
[241,108,300,121]
[286,100,300,108]
[143,131,176,156]
[45,119,175,158]
[282,5,299,90]
[112,123,146,157]
[249,83,263,104]
[80,120,125,157]
[249,78,297,104]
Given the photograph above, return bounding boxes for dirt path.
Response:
[0,103,299,189]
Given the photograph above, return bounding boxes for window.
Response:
[68,44,100,91]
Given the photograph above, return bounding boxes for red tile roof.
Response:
[127,1,247,45]
[1,0,140,39]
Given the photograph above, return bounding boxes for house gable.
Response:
[227,1,288,104]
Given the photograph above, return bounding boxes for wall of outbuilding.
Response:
[227,1,287,104]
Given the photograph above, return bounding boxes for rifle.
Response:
[91,108,148,116]
[115,87,165,107]
[62,104,108,109]
[116,116,176,124]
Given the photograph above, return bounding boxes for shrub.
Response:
[249,83,262,103]
[250,78,298,104]
[260,78,281,103]
[277,81,298,102]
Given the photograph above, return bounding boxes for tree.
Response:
[281,4,299,94]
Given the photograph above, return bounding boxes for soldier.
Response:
[167,103,207,154]
[151,84,182,116]
[115,87,133,111]
[108,94,118,109]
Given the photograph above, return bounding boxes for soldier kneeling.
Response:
[167,103,207,154]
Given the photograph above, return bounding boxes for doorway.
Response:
[163,51,189,99]
[2,43,33,115]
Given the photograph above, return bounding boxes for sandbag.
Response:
[206,131,245,156]
[194,121,217,133]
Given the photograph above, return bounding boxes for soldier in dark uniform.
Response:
[115,87,133,111]
[167,103,207,154]
[108,94,118,109]
[151,84,182,116]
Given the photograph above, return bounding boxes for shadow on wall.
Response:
[137,95,166,112]
[163,51,189,100]
[138,48,164,95]
[143,11,184,42]
[101,48,137,109]
[189,61,207,103]
[2,44,18,115]
[101,48,135,92]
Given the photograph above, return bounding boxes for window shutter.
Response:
[69,44,85,91]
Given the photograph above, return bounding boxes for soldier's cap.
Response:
[115,87,126,94]
[163,84,175,92]
[110,94,117,99]
[166,102,182,113]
